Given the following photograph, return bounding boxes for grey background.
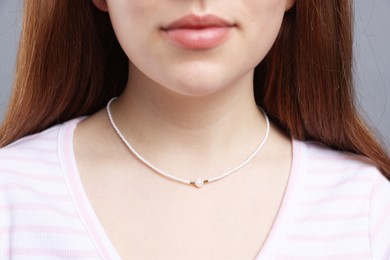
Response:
[1,1,389,150]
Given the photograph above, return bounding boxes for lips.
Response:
[161,14,235,49]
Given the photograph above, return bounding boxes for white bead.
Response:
[194,179,204,188]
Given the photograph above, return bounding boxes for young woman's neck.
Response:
[109,67,268,177]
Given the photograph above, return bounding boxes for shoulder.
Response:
[296,140,386,204]
[299,140,381,179]
[291,139,383,197]
[0,117,84,203]
[0,121,70,201]
[0,117,84,168]
[0,117,101,257]
[293,140,390,258]
[0,124,62,171]
[0,118,79,166]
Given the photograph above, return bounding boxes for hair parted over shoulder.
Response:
[1,0,390,177]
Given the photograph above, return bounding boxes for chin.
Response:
[159,63,239,97]
[178,87,225,97]
[166,74,232,97]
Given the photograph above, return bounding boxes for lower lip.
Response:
[162,27,232,49]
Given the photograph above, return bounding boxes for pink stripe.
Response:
[6,248,98,257]
[6,135,57,147]
[370,199,390,242]
[0,203,78,218]
[0,168,64,182]
[307,155,353,161]
[294,211,368,222]
[2,156,58,167]
[369,175,385,201]
[307,165,369,175]
[11,146,57,154]
[287,231,367,242]
[277,252,371,260]
[0,225,88,236]
[0,183,70,201]
[308,154,373,165]
[300,194,368,207]
[384,242,390,259]
[303,176,372,191]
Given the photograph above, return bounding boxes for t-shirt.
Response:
[1,118,390,259]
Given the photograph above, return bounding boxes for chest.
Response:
[80,165,290,260]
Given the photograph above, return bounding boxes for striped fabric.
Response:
[257,142,390,260]
[1,118,389,260]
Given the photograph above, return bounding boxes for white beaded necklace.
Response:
[106,97,270,188]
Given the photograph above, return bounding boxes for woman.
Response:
[1,0,390,259]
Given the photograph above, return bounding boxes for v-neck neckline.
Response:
[59,117,306,259]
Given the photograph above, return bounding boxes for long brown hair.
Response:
[1,0,390,178]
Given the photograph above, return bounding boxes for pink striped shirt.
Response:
[1,118,390,259]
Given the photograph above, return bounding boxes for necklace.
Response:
[106,97,270,188]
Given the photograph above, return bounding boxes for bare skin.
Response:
[74,76,292,259]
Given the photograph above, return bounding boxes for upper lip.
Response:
[162,14,235,30]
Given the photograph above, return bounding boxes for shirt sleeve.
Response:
[369,169,390,259]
